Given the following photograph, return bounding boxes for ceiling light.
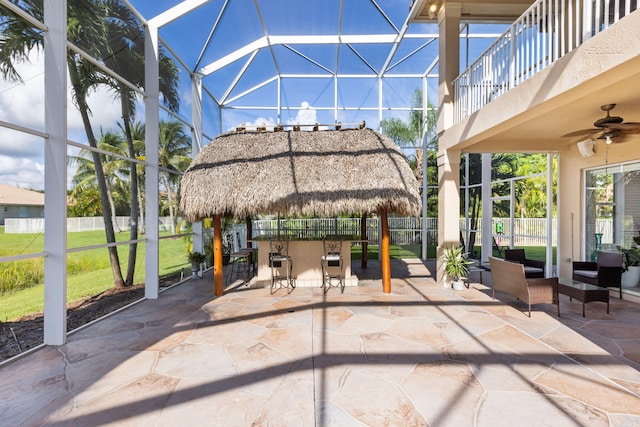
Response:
[427,1,438,19]
[605,135,612,144]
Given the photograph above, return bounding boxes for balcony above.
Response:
[441,2,640,154]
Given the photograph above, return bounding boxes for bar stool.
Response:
[321,237,344,293]
[225,248,251,286]
[269,238,294,293]
[235,232,258,278]
[225,232,252,286]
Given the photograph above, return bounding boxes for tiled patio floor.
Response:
[1,259,639,426]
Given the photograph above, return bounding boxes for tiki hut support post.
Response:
[246,216,253,248]
[360,213,368,268]
[380,209,391,293]
[213,214,223,296]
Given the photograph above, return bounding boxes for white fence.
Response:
[4,217,174,233]
[5,215,562,247]
[252,217,557,247]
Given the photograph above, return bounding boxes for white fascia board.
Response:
[270,34,399,44]
[198,37,269,76]
[341,34,398,44]
[280,74,333,78]
[198,34,401,77]
[149,0,211,28]
[269,35,339,45]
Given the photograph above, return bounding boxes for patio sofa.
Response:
[489,256,559,317]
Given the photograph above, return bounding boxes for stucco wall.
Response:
[558,138,640,278]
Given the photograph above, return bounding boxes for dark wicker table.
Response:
[558,278,610,317]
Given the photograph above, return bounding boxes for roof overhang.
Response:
[438,8,640,154]
[410,0,534,22]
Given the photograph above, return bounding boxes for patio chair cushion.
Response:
[524,266,545,276]
[573,269,598,279]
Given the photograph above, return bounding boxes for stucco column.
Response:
[437,2,461,133]
[437,148,461,286]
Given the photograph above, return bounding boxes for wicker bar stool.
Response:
[321,237,344,293]
[269,238,294,293]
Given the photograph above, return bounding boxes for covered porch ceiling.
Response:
[457,65,640,153]
[410,0,535,22]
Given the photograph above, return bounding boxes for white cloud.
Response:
[227,116,278,132]
[222,102,331,133]
[286,102,328,130]
[0,155,45,189]
[0,49,124,189]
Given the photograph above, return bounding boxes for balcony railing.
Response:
[453,0,638,124]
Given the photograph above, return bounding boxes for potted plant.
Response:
[188,251,207,277]
[620,245,640,288]
[440,245,473,290]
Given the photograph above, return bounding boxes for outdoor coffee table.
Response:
[558,278,610,317]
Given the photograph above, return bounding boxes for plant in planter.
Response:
[188,251,207,277]
[440,245,473,290]
[620,245,640,288]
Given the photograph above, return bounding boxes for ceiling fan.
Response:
[563,103,640,144]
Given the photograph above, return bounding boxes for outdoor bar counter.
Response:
[249,236,363,288]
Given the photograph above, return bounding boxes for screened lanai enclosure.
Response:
[0,0,551,354]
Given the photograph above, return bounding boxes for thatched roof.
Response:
[179,127,421,221]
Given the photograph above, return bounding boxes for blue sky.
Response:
[0,0,506,190]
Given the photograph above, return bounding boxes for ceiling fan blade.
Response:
[562,128,598,137]
[608,122,640,131]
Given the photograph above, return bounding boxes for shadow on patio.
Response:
[1,259,639,426]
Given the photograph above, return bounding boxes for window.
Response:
[585,161,640,260]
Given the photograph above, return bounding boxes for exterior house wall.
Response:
[558,138,640,278]
[1,205,45,225]
[0,184,46,226]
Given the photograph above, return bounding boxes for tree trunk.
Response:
[120,87,138,287]
[161,174,177,235]
[138,174,145,234]
[68,59,125,288]
[106,181,120,233]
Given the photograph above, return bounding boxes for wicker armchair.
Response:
[572,251,623,298]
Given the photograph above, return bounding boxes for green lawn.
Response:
[0,228,192,321]
[350,244,424,260]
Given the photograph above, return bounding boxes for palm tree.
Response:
[380,88,438,215]
[158,120,192,234]
[0,0,127,287]
[69,131,131,225]
[1,1,181,288]
[99,0,180,286]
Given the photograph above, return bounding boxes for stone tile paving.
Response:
[0,259,638,426]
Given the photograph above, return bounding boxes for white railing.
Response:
[453,0,638,123]
[251,217,556,247]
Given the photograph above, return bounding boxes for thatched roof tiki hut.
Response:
[179,126,421,295]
